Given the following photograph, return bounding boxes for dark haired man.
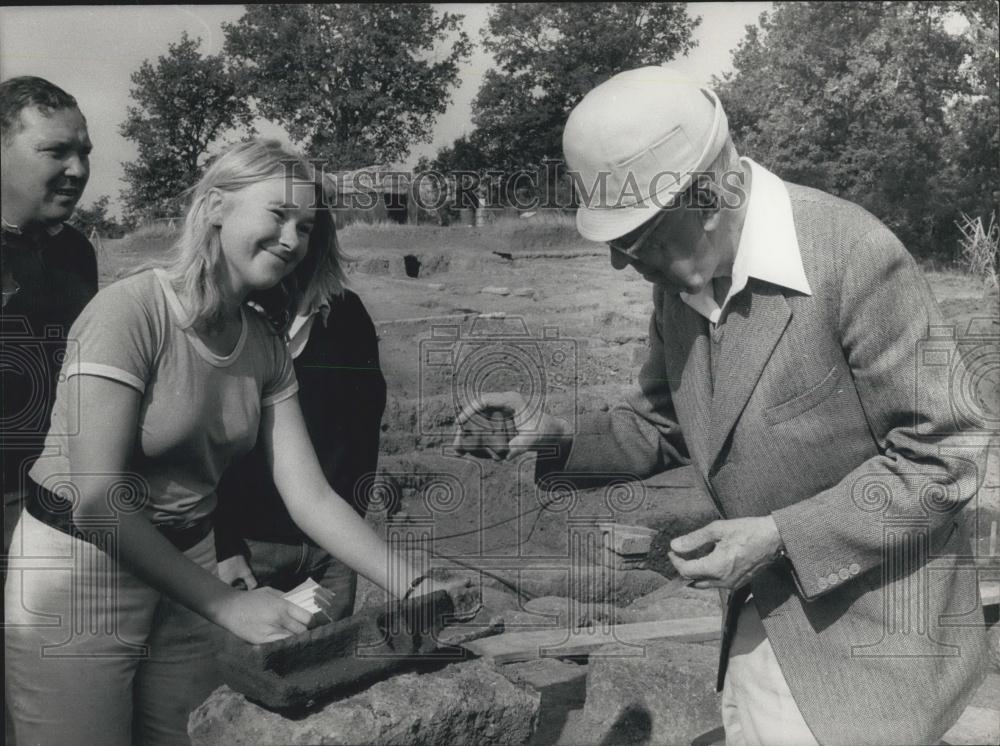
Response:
[1,75,97,553]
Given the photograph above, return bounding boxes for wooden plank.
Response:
[461,616,722,664]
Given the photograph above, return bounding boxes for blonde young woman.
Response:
[4,140,431,745]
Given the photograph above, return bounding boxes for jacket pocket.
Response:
[764,365,841,425]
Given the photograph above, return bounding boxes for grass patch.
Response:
[115,222,180,258]
[956,212,999,292]
[338,210,590,255]
[98,223,180,286]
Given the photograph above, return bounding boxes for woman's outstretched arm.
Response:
[262,393,423,600]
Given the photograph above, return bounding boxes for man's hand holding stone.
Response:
[667,516,785,590]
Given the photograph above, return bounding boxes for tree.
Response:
[119,32,254,222]
[465,3,701,178]
[69,195,123,238]
[944,0,999,227]
[223,4,471,169]
[422,135,491,174]
[715,2,977,258]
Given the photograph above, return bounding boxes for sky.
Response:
[0,3,772,218]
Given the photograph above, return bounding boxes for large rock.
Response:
[570,639,721,746]
[500,659,589,746]
[190,661,540,746]
[501,658,588,693]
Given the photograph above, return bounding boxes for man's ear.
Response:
[206,188,226,227]
[698,182,723,232]
[701,203,723,232]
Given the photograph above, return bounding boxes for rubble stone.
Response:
[190,661,540,746]
[500,659,589,746]
[578,639,721,745]
[501,658,588,693]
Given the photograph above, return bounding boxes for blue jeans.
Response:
[245,538,358,622]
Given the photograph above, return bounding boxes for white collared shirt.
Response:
[2,216,64,237]
[679,157,812,325]
[287,302,331,359]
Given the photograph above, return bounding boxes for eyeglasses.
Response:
[607,208,669,261]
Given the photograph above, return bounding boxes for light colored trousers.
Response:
[722,600,820,746]
[4,510,219,746]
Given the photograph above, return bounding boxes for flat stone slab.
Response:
[190,661,540,746]
[501,658,588,694]
[580,638,721,746]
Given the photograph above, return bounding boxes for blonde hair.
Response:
[161,139,347,333]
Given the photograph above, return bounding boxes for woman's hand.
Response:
[217,587,313,644]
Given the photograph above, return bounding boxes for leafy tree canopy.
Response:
[715,1,992,257]
[119,32,253,222]
[465,2,701,175]
[69,195,123,239]
[223,4,471,169]
[943,0,999,227]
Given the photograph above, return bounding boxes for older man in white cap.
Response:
[454,66,989,745]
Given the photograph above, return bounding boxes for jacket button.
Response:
[827,573,840,585]
[817,577,828,590]
[839,568,851,580]
[849,563,860,575]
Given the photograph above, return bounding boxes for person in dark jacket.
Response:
[215,287,387,621]
[2,74,97,556]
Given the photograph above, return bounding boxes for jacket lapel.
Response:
[705,283,792,467]
[660,292,714,472]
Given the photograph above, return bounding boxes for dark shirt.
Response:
[1,223,98,493]
[214,289,387,559]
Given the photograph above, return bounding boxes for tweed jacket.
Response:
[550,182,989,746]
